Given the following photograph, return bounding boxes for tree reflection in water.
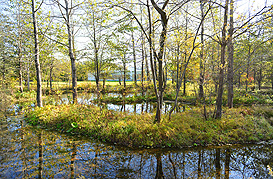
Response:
[38,130,43,179]
[224,148,231,179]
[70,140,77,179]
[155,152,164,179]
[215,148,221,179]
[1,114,273,178]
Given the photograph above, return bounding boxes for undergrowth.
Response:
[25,104,273,148]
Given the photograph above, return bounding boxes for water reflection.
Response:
[38,130,43,179]
[98,101,185,114]
[49,93,134,106]
[43,93,189,114]
[1,113,273,178]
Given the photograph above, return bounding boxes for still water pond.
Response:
[45,93,187,114]
[1,109,273,178]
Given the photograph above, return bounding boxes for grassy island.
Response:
[26,104,273,148]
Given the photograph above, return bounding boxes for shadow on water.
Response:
[1,105,273,178]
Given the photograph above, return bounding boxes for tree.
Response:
[131,27,137,85]
[227,0,234,108]
[17,2,24,93]
[0,11,15,87]
[83,0,114,94]
[199,0,205,100]
[149,0,169,123]
[31,0,43,107]
[52,0,81,103]
[169,1,211,119]
[109,37,131,89]
[215,0,229,119]
[113,0,215,122]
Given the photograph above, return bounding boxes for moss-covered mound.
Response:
[25,104,273,148]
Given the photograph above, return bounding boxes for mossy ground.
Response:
[25,104,273,148]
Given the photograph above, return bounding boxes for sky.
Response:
[236,0,273,15]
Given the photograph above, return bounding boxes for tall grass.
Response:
[26,104,273,148]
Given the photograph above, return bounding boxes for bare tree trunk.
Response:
[199,0,205,100]
[103,78,106,89]
[245,46,250,93]
[183,73,186,96]
[152,25,158,81]
[132,31,137,85]
[118,77,121,85]
[49,56,53,91]
[147,0,159,121]
[140,5,145,91]
[65,0,77,103]
[169,4,211,119]
[92,11,100,95]
[17,1,24,93]
[27,62,30,91]
[141,34,145,95]
[50,66,53,91]
[31,0,42,107]
[145,47,150,82]
[176,45,179,91]
[171,71,174,84]
[183,10,189,96]
[215,0,228,119]
[227,0,234,108]
[214,43,220,94]
[95,52,100,94]
[150,0,168,123]
[123,54,126,89]
[257,67,262,90]
[19,55,23,92]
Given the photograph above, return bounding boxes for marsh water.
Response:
[1,95,273,178]
[47,93,188,114]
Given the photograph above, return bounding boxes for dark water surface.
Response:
[1,110,273,179]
